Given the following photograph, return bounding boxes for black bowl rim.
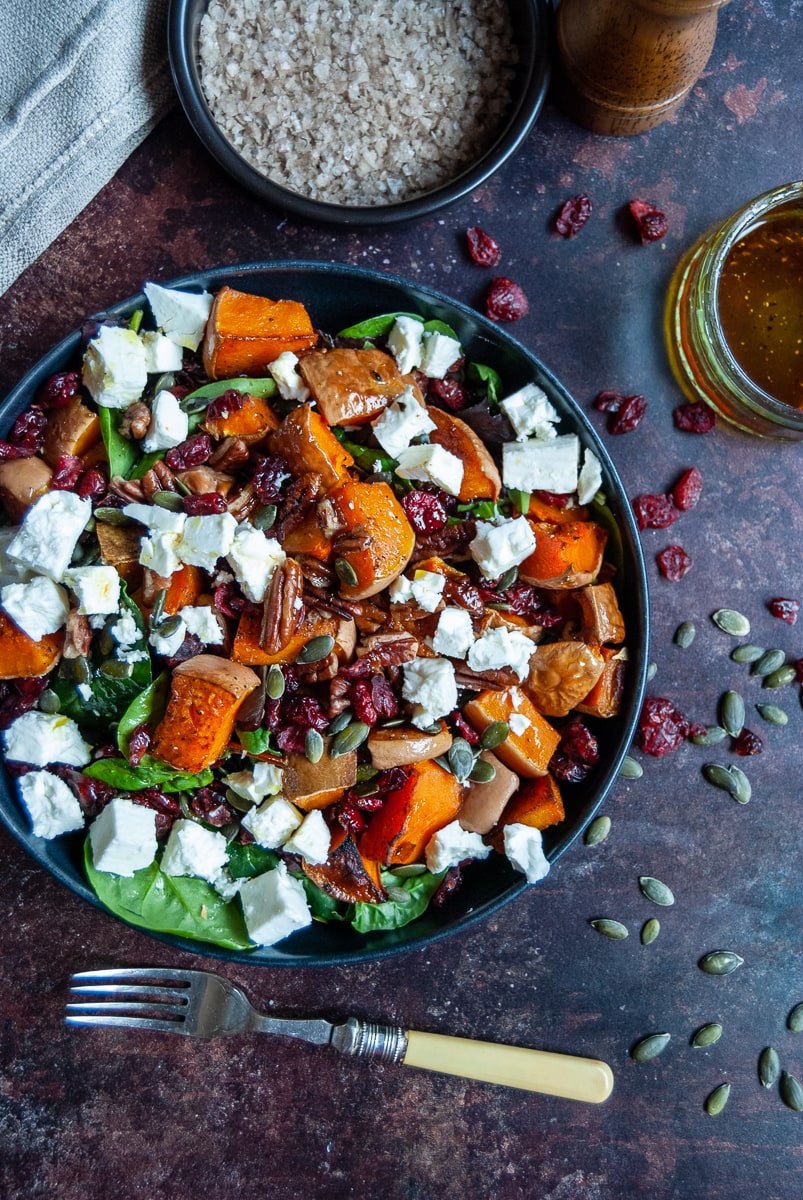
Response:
[167,0,553,226]
[0,261,650,966]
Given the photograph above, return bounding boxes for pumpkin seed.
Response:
[639,875,675,906]
[705,1082,731,1116]
[479,720,509,751]
[72,655,92,686]
[266,664,285,700]
[589,918,629,940]
[297,634,335,664]
[327,708,353,735]
[334,557,359,587]
[699,949,744,975]
[385,886,413,905]
[756,702,788,726]
[150,588,167,629]
[787,1004,803,1032]
[305,728,324,764]
[390,864,427,878]
[355,764,379,782]
[674,621,696,648]
[759,1047,781,1088]
[252,503,277,530]
[224,789,254,813]
[631,1032,671,1062]
[448,737,476,783]
[37,689,61,714]
[619,755,643,779]
[584,815,611,846]
[94,506,134,527]
[469,758,496,784]
[728,765,751,805]
[99,658,134,679]
[720,690,745,737]
[731,644,765,664]
[692,1023,723,1048]
[154,614,183,639]
[647,661,658,681]
[764,665,796,689]
[691,725,728,746]
[151,490,185,512]
[781,1071,803,1112]
[330,721,370,757]
[702,763,751,804]
[641,918,661,945]
[712,608,751,636]
[496,566,518,591]
[751,648,786,676]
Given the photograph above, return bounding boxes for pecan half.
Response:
[295,650,339,683]
[274,471,323,543]
[356,632,418,667]
[62,608,92,660]
[453,664,518,692]
[227,481,258,523]
[332,522,371,558]
[259,558,305,653]
[119,401,151,440]
[209,436,250,471]
[328,675,351,718]
[108,475,145,503]
[296,554,335,590]
[410,519,476,563]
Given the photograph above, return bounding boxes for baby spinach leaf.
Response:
[331,428,396,476]
[128,449,165,480]
[98,408,139,479]
[351,869,446,933]
[117,672,169,757]
[236,728,278,757]
[337,311,419,339]
[226,841,279,879]
[83,756,213,792]
[466,361,502,408]
[179,376,277,415]
[297,875,351,923]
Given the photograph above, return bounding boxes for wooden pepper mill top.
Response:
[556,0,733,136]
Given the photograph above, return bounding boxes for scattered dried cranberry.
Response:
[637,696,691,756]
[132,787,182,839]
[794,658,803,684]
[486,277,529,322]
[466,226,502,267]
[127,722,151,768]
[186,783,236,827]
[183,492,228,516]
[0,677,49,730]
[213,581,257,618]
[632,493,678,531]
[253,453,292,504]
[432,866,463,907]
[205,389,247,423]
[335,802,367,837]
[52,766,115,818]
[768,597,800,625]
[609,393,648,434]
[37,371,81,409]
[533,490,571,509]
[165,433,213,471]
[428,376,468,411]
[555,194,593,238]
[51,454,84,490]
[674,401,716,433]
[450,711,480,745]
[629,199,669,244]
[3,406,48,458]
[657,544,692,581]
[594,390,626,413]
[732,728,763,756]
[401,489,448,534]
[349,676,399,726]
[550,719,599,782]
[78,467,107,500]
[672,466,703,511]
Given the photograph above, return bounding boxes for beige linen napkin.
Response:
[0,0,175,295]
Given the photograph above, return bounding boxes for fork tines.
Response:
[65,967,194,1033]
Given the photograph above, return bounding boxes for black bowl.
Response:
[168,0,552,226]
[0,262,650,965]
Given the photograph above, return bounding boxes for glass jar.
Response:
[665,181,803,439]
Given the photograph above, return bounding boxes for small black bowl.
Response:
[168,0,552,226]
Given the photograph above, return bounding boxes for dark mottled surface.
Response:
[2,4,803,1198]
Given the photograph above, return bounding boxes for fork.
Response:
[65,966,614,1102]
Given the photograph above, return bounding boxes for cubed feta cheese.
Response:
[402,657,458,729]
[160,818,229,882]
[469,516,536,580]
[63,565,120,615]
[371,386,435,459]
[17,770,84,839]
[503,434,580,494]
[432,606,475,658]
[139,531,183,578]
[387,316,424,375]
[241,797,303,848]
[226,524,285,602]
[281,809,331,865]
[149,617,187,657]
[410,569,446,613]
[82,325,148,409]
[503,823,551,884]
[178,512,237,571]
[3,711,92,767]
[1,576,69,640]
[577,448,603,505]
[179,604,224,645]
[239,862,312,947]
[122,502,187,535]
[425,819,491,873]
[6,490,92,581]
[142,389,189,452]
[395,443,464,497]
[144,282,213,351]
[500,383,559,440]
[419,330,462,379]
[268,352,310,402]
[89,796,158,875]
[388,574,415,604]
[225,761,283,804]
[140,330,184,373]
[467,625,535,681]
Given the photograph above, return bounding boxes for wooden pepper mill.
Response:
[555,0,733,136]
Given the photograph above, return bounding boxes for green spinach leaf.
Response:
[116,672,169,757]
[98,408,139,479]
[83,756,213,792]
[351,869,446,933]
[466,361,502,408]
[226,841,279,879]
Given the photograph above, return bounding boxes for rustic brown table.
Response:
[2,3,802,1197]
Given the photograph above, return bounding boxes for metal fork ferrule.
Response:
[332,1016,408,1064]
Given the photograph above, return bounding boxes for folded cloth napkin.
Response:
[0,0,175,296]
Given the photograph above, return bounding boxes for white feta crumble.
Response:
[402,657,458,729]
[370,386,435,459]
[281,809,331,865]
[226,523,286,602]
[140,330,184,373]
[409,569,446,613]
[144,282,213,351]
[225,760,283,804]
[503,823,551,884]
[149,617,187,658]
[432,606,475,658]
[3,711,92,767]
[503,434,580,495]
[178,512,237,571]
[89,797,158,875]
[268,351,310,402]
[500,382,560,440]
[469,516,535,579]
[6,491,92,581]
[160,818,229,883]
[1,576,69,640]
[239,861,312,947]
[425,819,491,873]
[508,712,530,736]
[419,330,462,379]
[241,797,303,848]
[467,625,535,681]
[139,531,183,578]
[179,604,224,645]
[109,609,149,664]
[63,565,120,615]
[387,315,424,375]
[17,770,84,839]
[577,448,603,505]
[395,443,464,496]
[142,389,189,452]
[82,325,149,409]
[388,574,414,604]
[122,502,187,535]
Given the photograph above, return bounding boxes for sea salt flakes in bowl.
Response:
[168,0,551,224]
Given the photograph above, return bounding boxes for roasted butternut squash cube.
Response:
[42,398,101,467]
[202,287,317,379]
[281,737,357,811]
[491,774,565,851]
[427,407,501,502]
[327,479,415,599]
[519,520,607,589]
[577,582,626,645]
[0,611,63,679]
[462,687,560,778]
[302,833,387,904]
[298,347,409,426]
[150,655,260,773]
[577,646,627,718]
[359,758,463,867]
[232,607,344,667]
[269,403,354,490]
[201,393,279,443]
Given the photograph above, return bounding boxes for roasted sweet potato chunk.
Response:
[202,287,317,379]
[525,641,605,718]
[359,758,463,867]
[0,611,63,679]
[150,655,260,773]
[519,521,607,589]
[427,407,502,502]
[269,403,354,489]
[298,348,409,426]
[462,687,560,778]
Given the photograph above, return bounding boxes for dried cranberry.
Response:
[0,441,26,462]
[273,725,308,754]
[674,401,716,433]
[78,467,107,500]
[184,492,228,516]
[609,393,647,434]
[5,406,48,457]
[632,493,678,531]
[450,711,480,745]
[768,597,800,625]
[336,802,367,837]
[486,277,529,322]
[127,722,151,768]
[132,787,181,838]
[37,371,81,409]
[187,784,236,826]
[349,676,399,726]
[281,694,329,732]
[550,754,591,783]
[0,677,49,730]
[637,696,691,756]
[533,490,571,509]
[162,632,205,666]
[657,544,693,581]
[252,453,292,504]
[51,454,84,490]
[555,194,593,238]
[432,866,463,907]
[732,728,763,756]
[672,466,703,511]
[401,489,448,534]
[52,766,115,818]
[428,376,468,411]
[560,719,600,765]
[629,199,669,244]
[466,226,502,267]
[205,389,246,423]
[594,390,626,413]
[165,433,213,471]
[214,582,257,618]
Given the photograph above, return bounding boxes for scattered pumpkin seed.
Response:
[448,737,477,783]
[712,608,751,636]
[699,949,744,975]
[732,643,765,664]
[764,665,796,689]
[759,1047,781,1088]
[589,918,629,940]
[639,875,675,906]
[619,755,643,779]
[94,506,134,527]
[705,1082,731,1116]
[98,658,134,679]
[150,588,167,629]
[641,918,661,945]
[468,758,496,784]
[674,621,696,648]
[631,1032,671,1062]
[334,557,359,587]
[728,765,752,805]
[330,721,370,757]
[327,708,353,735]
[479,721,509,751]
[691,725,728,746]
[496,565,518,591]
[151,490,185,512]
[720,690,745,737]
[297,634,335,664]
[252,503,277,531]
[781,1071,803,1112]
[788,1004,803,1032]
[756,702,788,726]
[584,815,611,846]
[701,763,751,804]
[304,728,324,764]
[692,1023,723,1048]
[647,661,658,681]
[751,648,786,677]
[266,664,286,700]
